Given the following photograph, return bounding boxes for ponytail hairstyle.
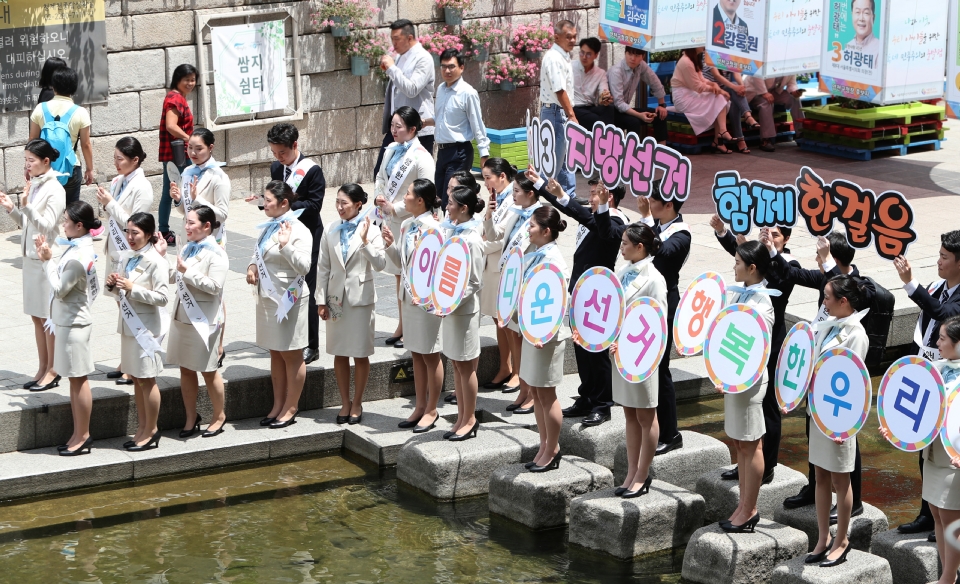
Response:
[115,136,147,168]
[942,315,960,345]
[65,200,102,233]
[450,170,480,195]
[192,205,221,232]
[827,274,869,311]
[264,179,298,207]
[24,138,60,163]
[191,127,215,146]
[411,178,440,211]
[623,223,662,256]
[393,106,423,134]
[482,157,517,182]
[736,240,771,278]
[531,206,567,242]
[127,212,158,244]
[514,175,538,201]
[338,183,368,205]
[450,186,485,215]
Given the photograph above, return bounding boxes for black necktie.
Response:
[283,166,291,182]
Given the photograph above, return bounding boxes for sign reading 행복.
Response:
[878,356,946,452]
[597,0,707,51]
[211,20,289,117]
[0,0,108,112]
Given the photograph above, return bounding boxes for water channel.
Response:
[0,390,926,583]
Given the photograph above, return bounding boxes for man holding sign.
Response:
[539,20,579,196]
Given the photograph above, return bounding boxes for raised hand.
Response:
[359,216,371,244]
[381,224,394,248]
[375,195,394,217]
[524,164,539,184]
[246,265,258,286]
[709,214,725,235]
[115,276,134,292]
[154,236,168,257]
[95,185,112,207]
[277,221,292,248]
[816,235,831,262]
[735,234,747,245]
[0,192,13,213]
[35,235,52,261]
[636,195,650,218]
[545,178,564,198]
[176,255,188,274]
[169,181,181,203]
[893,255,913,284]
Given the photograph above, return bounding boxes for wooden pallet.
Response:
[802,102,945,129]
[801,127,944,150]
[797,137,942,161]
[668,130,794,153]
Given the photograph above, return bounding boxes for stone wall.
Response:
[0,0,620,232]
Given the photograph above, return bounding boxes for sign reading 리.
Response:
[429,236,472,317]
[775,321,816,412]
[673,272,726,356]
[704,304,772,394]
[615,296,667,383]
[809,346,872,441]
[518,262,568,345]
[570,267,625,352]
[877,356,945,452]
[497,247,524,325]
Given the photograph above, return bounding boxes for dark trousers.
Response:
[657,307,679,441]
[806,414,862,507]
[573,104,616,129]
[373,133,435,180]
[435,142,473,208]
[614,109,668,142]
[305,223,323,351]
[573,344,613,414]
[64,166,82,204]
[761,360,782,474]
[919,452,933,518]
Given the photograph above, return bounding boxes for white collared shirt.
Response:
[540,44,575,106]
[572,60,609,107]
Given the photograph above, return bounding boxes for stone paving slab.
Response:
[770,549,893,583]
[774,499,889,553]
[614,430,731,490]
[695,463,808,523]
[870,529,941,584]
[682,519,809,584]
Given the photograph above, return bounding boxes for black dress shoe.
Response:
[804,538,834,564]
[829,503,864,525]
[385,335,402,345]
[303,348,319,364]
[928,531,937,542]
[348,410,363,425]
[482,377,509,390]
[412,420,436,433]
[898,514,935,534]
[562,404,592,418]
[447,422,479,441]
[444,393,457,404]
[501,385,519,394]
[529,452,562,472]
[783,485,816,509]
[654,433,683,456]
[512,406,534,415]
[269,412,298,428]
[524,461,537,469]
[398,417,422,429]
[260,417,277,426]
[580,411,610,427]
[115,378,134,385]
[720,512,760,533]
[22,380,39,389]
[179,414,202,438]
[614,487,627,496]
[336,414,350,424]
[721,466,739,480]
[394,340,404,349]
[505,403,521,412]
[59,437,93,456]
[202,424,225,438]
[125,431,161,452]
[621,476,652,498]
[106,370,124,379]
[819,543,851,567]
[443,430,456,439]
[30,375,61,392]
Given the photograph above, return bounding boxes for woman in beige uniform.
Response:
[246,180,313,429]
[0,139,66,391]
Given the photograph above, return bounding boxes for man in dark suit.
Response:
[712,0,749,48]
[536,175,626,426]
[893,230,960,538]
[711,218,800,485]
[266,123,327,364]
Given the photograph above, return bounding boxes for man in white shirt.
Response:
[572,37,615,130]
[744,74,804,153]
[539,19,579,196]
[374,19,435,179]
[607,46,668,142]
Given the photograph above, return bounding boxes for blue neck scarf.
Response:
[334,217,361,263]
[125,255,143,275]
[386,141,412,176]
[256,209,304,253]
[621,270,640,288]
[728,284,783,304]
[496,184,513,208]
[507,206,536,243]
[182,240,212,261]
[181,157,220,186]
[440,218,480,236]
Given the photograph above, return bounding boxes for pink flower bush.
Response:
[419,29,465,56]
[339,29,390,62]
[311,0,381,30]
[510,23,553,55]
[435,0,475,9]
[461,21,507,57]
[484,54,538,87]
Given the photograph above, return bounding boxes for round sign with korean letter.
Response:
[615,297,667,383]
[674,271,726,356]
[775,322,816,412]
[877,356,946,452]
[570,267,625,352]
[429,236,472,316]
[497,246,524,325]
[809,347,872,441]
[408,229,444,308]
[518,262,567,345]
[940,382,960,460]
[704,304,771,393]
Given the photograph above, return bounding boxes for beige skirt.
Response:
[479,255,500,317]
[166,318,222,373]
[54,324,93,378]
[326,303,375,358]
[442,309,480,361]
[23,257,51,318]
[256,293,309,352]
[611,354,659,408]
[520,338,565,388]
[382,216,404,276]
[400,296,442,354]
[923,439,960,510]
[724,373,767,442]
[808,413,857,473]
[120,334,163,378]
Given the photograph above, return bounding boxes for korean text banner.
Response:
[762,0,824,76]
[0,0,108,112]
[212,21,289,117]
[819,0,885,103]
[948,0,960,119]
[705,0,767,75]
[880,0,948,104]
[598,0,708,51]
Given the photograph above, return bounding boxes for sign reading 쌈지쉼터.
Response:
[211,20,289,117]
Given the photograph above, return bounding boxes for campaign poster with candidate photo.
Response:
[879,0,947,104]
[820,0,886,102]
[761,0,825,76]
[705,0,767,75]
[598,0,707,51]
[948,0,960,118]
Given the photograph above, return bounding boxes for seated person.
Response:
[744,74,805,153]
[671,47,733,154]
[702,54,759,154]
[572,37,615,129]
[607,46,668,141]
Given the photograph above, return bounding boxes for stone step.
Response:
[681,519,809,584]
[395,422,540,500]
[870,529,941,584]
[774,500,889,552]
[488,456,613,529]
[568,480,706,559]
[770,548,893,583]
[557,409,626,469]
[695,463,808,523]
[614,430,731,490]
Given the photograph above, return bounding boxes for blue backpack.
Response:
[40,102,79,185]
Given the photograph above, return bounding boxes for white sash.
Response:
[492,193,515,224]
[175,270,220,349]
[384,145,422,204]
[254,244,305,322]
[44,242,99,332]
[499,204,541,270]
[118,289,168,358]
[285,157,318,191]
[574,224,589,251]
[107,218,129,254]
[915,279,947,361]
[659,221,689,241]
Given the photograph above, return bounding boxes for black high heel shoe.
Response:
[202,423,225,438]
[447,421,479,441]
[443,430,456,439]
[260,416,277,426]
[529,452,562,472]
[720,512,760,533]
[59,437,92,456]
[524,461,537,469]
[125,431,161,452]
[412,419,437,433]
[819,542,851,567]
[336,412,350,424]
[348,409,363,425]
[23,379,39,389]
[621,476,652,498]
[269,411,298,428]
[179,414,202,438]
[217,351,225,369]
[614,487,627,497]
[30,375,61,392]
[804,538,834,564]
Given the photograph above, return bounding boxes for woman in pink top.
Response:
[671,47,734,154]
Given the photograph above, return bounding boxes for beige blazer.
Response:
[174,162,231,225]
[249,218,313,298]
[315,218,387,309]
[622,259,668,307]
[169,236,229,325]
[483,201,541,260]
[375,138,435,275]
[43,238,96,327]
[103,169,154,265]
[10,171,65,260]
[106,246,170,336]
[482,185,514,262]
[443,224,485,315]
[385,212,440,303]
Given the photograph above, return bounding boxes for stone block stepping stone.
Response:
[568,480,705,559]
[488,456,613,529]
[614,430,731,490]
[870,529,940,584]
[774,500,889,552]
[396,422,539,500]
[558,410,626,469]
[681,519,808,584]
[695,463,807,523]
[769,549,893,583]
